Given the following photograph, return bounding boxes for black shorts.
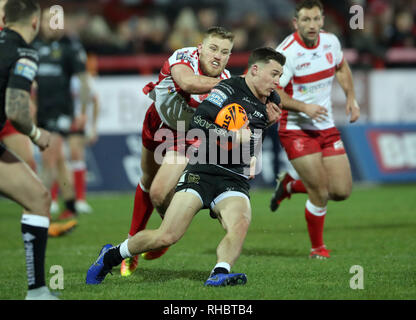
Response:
[175,164,250,211]
[37,114,73,136]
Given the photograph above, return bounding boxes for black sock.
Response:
[21,215,49,290]
[103,245,123,269]
[65,199,76,213]
[212,267,229,276]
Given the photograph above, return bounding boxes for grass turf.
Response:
[0,184,415,300]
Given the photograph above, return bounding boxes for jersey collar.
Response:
[294,31,320,50]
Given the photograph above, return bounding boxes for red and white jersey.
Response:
[277,31,344,130]
[142,47,231,131]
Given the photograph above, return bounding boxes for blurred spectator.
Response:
[197,7,219,31]
[389,10,416,47]
[143,14,169,53]
[167,7,203,51]
[350,14,386,68]
[34,0,415,68]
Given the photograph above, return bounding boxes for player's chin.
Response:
[206,69,222,78]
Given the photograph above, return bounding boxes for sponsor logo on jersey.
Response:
[13,58,38,81]
[296,62,311,70]
[206,88,228,107]
[296,52,305,59]
[297,79,332,94]
[175,51,195,67]
[311,52,321,59]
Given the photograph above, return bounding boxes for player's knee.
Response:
[329,188,351,201]
[228,213,251,236]
[157,231,179,247]
[149,184,167,208]
[32,186,51,215]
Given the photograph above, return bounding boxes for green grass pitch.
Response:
[0,184,415,300]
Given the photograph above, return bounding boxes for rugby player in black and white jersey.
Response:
[86,47,285,287]
[0,0,59,299]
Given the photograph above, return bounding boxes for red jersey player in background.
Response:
[270,0,360,259]
[120,27,235,276]
[0,0,37,172]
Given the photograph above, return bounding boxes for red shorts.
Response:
[0,120,19,140]
[142,103,194,154]
[279,127,346,160]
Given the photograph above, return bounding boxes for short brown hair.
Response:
[204,26,234,42]
[295,0,324,18]
[4,0,40,23]
[248,47,286,68]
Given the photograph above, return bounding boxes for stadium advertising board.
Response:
[340,124,416,182]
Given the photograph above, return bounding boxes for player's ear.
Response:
[292,17,298,30]
[250,64,258,76]
[32,14,39,32]
[197,43,203,54]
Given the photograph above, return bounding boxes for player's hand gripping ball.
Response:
[215,103,248,150]
[215,103,248,131]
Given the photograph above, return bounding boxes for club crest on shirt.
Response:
[293,139,304,152]
[326,52,333,64]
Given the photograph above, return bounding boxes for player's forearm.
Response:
[179,74,221,94]
[276,88,308,113]
[5,88,34,136]
[335,60,355,100]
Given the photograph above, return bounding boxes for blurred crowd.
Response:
[39,0,416,68]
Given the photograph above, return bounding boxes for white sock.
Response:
[211,262,231,275]
[119,239,132,259]
[305,199,327,216]
[21,213,50,228]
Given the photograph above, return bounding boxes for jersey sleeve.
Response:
[332,34,344,68]
[68,40,87,75]
[7,57,38,92]
[276,49,293,89]
[168,48,198,72]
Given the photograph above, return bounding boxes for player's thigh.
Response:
[157,191,202,243]
[0,148,50,212]
[214,196,251,233]
[2,133,34,164]
[140,145,160,190]
[290,152,328,191]
[150,151,188,199]
[322,154,352,200]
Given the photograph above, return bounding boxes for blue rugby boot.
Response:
[86,244,113,284]
[204,273,247,287]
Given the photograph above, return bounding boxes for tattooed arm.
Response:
[5,87,50,150]
[5,88,33,136]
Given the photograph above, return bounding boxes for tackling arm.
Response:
[171,64,221,94]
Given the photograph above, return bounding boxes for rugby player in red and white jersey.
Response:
[270,0,360,259]
[120,26,235,276]
[0,0,37,171]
